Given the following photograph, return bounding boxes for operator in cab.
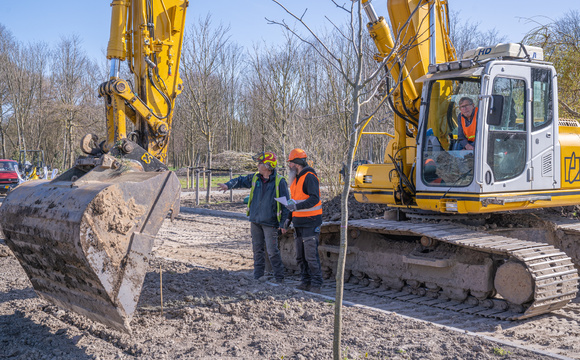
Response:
[457,97,478,150]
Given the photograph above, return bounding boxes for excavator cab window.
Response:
[422,78,480,186]
[531,68,553,130]
[486,77,527,182]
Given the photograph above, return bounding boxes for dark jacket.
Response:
[290,166,323,228]
[225,170,289,228]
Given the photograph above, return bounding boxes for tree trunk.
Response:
[0,104,5,159]
[332,109,359,359]
[68,114,74,168]
[61,122,68,170]
[206,134,212,203]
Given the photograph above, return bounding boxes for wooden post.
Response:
[160,264,163,316]
[205,170,210,203]
[229,168,233,202]
[195,169,200,206]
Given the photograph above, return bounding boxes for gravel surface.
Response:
[0,191,579,359]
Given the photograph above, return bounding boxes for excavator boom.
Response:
[0,0,188,332]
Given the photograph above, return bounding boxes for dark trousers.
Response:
[294,226,323,287]
[250,222,285,281]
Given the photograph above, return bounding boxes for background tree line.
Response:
[0,9,578,194]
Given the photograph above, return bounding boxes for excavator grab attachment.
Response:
[0,144,180,332]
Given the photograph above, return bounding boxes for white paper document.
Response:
[275,197,304,206]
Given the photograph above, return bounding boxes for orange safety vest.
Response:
[461,107,478,142]
[289,171,322,217]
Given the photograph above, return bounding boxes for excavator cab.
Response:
[414,44,564,214]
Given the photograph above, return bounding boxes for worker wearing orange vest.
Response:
[218,152,290,283]
[285,148,323,293]
[457,97,478,151]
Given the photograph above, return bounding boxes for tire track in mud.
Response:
[155,211,255,271]
[168,208,580,359]
[286,278,575,360]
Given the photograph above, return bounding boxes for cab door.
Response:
[529,67,556,190]
[481,64,530,193]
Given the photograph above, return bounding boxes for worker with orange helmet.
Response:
[286,148,323,293]
[218,152,289,283]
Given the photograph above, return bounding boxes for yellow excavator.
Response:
[0,0,187,332]
[281,0,580,320]
[18,150,46,180]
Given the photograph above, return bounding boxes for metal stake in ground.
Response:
[160,264,163,316]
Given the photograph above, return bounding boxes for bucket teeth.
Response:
[0,169,180,332]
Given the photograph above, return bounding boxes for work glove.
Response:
[283,218,291,229]
[285,200,297,212]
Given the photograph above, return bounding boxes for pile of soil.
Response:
[321,193,386,221]
[174,151,258,176]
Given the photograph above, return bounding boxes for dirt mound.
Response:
[212,151,257,172]
[322,193,386,221]
[174,151,257,176]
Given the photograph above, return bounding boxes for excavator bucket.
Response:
[0,161,180,332]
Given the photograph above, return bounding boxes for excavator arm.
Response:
[355,0,456,205]
[0,0,188,332]
[97,0,187,162]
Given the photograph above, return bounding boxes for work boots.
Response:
[296,283,311,291]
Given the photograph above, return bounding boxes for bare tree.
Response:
[242,76,270,152]
[0,24,16,158]
[3,39,49,161]
[249,35,303,163]
[524,10,580,118]
[51,35,92,169]
[180,15,232,200]
[218,42,245,152]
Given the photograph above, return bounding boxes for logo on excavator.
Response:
[477,47,492,56]
[565,152,580,183]
[141,152,153,164]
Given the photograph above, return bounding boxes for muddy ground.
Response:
[0,189,579,359]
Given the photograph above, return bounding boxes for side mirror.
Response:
[486,94,504,126]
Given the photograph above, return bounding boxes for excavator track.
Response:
[280,219,579,320]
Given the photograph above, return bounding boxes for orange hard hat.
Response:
[288,148,307,162]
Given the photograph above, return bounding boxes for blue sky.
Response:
[1,1,577,61]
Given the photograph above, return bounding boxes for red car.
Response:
[0,159,23,195]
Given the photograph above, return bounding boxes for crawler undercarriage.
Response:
[279,213,580,320]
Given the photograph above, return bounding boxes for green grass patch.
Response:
[178,175,234,189]
[492,347,511,356]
